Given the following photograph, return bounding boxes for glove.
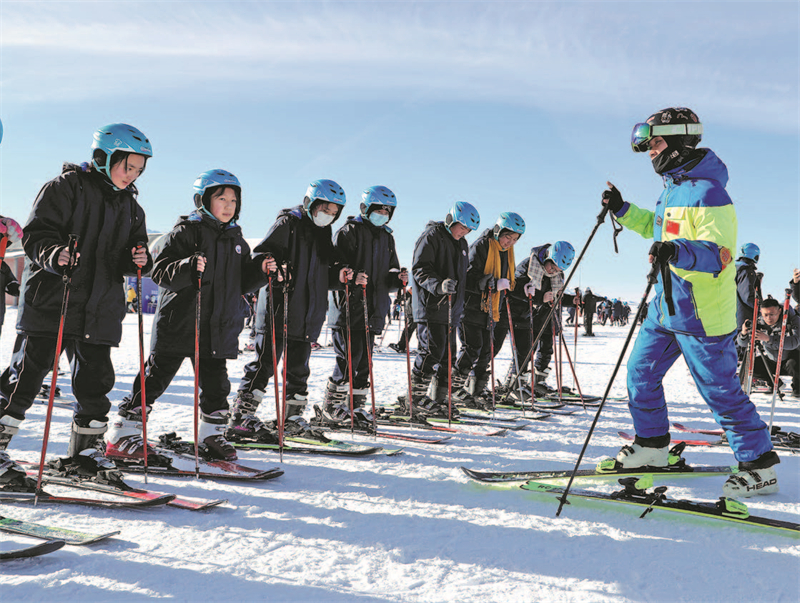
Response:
[496,278,511,292]
[477,274,496,291]
[0,217,23,243]
[440,279,457,295]
[602,184,624,214]
[524,282,536,296]
[648,241,676,265]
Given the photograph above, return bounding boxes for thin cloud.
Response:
[1,2,797,128]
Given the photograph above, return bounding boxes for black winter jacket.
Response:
[462,229,511,328]
[736,259,759,329]
[253,206,340,342]
[18,163,152,346]
[411,221,469,326]
[149,211,268,359]
[328,216,402,333]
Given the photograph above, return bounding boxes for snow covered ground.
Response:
[1,308,798,603]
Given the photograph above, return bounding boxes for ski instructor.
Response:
[601,107,778,498]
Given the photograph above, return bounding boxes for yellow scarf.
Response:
[480,239,516,321]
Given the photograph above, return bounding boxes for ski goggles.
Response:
[631,122,703,152]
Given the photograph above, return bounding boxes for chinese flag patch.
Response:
[665,220,680,235]
[719,246,732,266]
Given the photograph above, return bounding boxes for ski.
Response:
[0,515,119,545]
[0,489,174,508]
[425,416,530,431]
[673,423,800,448]
[619,431,799,454]
[461,462,737,485]
[235,436,403,457]
[30,472,226,511]
[455,409,551,423]
[519,477,800,534]
[376,415,508,437]
[0,539,65,560]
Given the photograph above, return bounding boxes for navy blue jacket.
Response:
[328,215,402,333]
[253,206,340,342]
[149,211,268,359]
[18,163,152,346]
[736,259,759,330]
[411,221,469,326]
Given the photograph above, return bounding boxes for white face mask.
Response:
[313,212,335,227]
[368,213,389,227]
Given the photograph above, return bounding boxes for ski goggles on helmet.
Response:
[631,122,703,152]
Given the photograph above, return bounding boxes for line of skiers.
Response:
[0,106,797,501]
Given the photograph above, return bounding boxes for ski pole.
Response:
[554,305,562,403]
[574,292,580,363]
[36,234,79,504]
[505,298,526,418]
[403,287,414,421]
[488,284,496,412]
[503,205,610,401]
[344,277,355,433]
[192,252,204,479]
[361,283,378,434]
[447,293,453,427]
[266,265,283,463]
[135,242,149,483]
[559,329,586,410]
[555,258,660,517]
[768,289,793,432]
[744,274,763,395]
[281,262,290,455]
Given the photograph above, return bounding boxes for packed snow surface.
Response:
[1,309,798,602]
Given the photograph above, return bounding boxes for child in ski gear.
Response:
[106,170,274,462]
[735,243,761,342]
[0,123,153,475]
[453,213,524,408]
[603,107,778,497]
[738,296,800,395]
[494,242,575,399]
[320,185,405,427]
[404,201,479,418]
[226,179,349,443]
[0,216,23,339]
[389,287,417,353]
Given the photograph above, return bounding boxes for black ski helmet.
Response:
[643,107,702,150]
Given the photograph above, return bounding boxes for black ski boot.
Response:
[225,390,279,444]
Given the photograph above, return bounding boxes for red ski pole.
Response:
[192,253,204,479]
[768,289,793,432]
[280,264,290,456]
[403,287,414,421]
[361,283,377,433]
[505,298,526,418]
[744,275,763,394]
[344,278,355,433]
[36,234,79,503]
[447,293,453,427]
[266,269,283,463]
[135,242,149,483]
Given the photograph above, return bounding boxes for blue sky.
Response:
[1,1,798,300]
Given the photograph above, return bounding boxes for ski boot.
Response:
[0,450,34,492]
[466,376,493,410]
[532,368,555,398]
[198,409,237,461]
[225,390,280,444]
[0,414,22,451]
[722,451,780,498]
[615,434,671,469]
[64,419,127,486]
[105,400,166,466]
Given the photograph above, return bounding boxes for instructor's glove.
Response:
[477,274,496,291]
[440,279,458,295]
[602,183,625,214]
[648,241,676,265]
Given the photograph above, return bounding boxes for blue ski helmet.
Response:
[445,201,480,233]
[361,185,397,219]
[91,123,153,188]
[493,212,525,239]
[193,169,242,220]
[303,179,346,220]
[738,243,760,263]
[544,241,575,271]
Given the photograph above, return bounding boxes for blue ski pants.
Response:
[626,317,773,463]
